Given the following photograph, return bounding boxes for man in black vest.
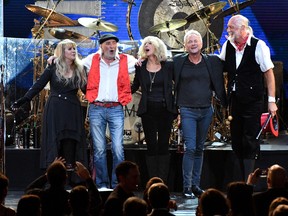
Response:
[219,15,278,181]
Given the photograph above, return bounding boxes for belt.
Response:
[91,101,120,108]
[189,106,210,109]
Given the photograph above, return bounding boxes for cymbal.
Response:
[213,0,255,19]
[25,4,76,26]
[78,18,118,32]
[48,28,91,42]
[149,19,187,33]
[185,1,227,23]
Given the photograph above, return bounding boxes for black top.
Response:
[173,53,227,108]
[177,58,212,107]
[23,63,87,168]
[146,69,165,102]
[131,59,177,116]
[103,185,134,216]
[224,37,264,103]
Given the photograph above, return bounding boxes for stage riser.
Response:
[5,148,288,192]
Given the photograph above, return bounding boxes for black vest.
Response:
[224,37,264,103]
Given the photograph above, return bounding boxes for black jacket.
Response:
[173,53,227,108]
[131,59,177,116]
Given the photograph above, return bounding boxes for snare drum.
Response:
[106,92,145,145]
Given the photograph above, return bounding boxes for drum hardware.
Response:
[185,1,227,23]
[213,0,256,20]
[25,4,76,27]
[21,123,31,149]
[185,2,226,54]
[48,28,92,42]
[166,32,185,48]
[106,92,145,145]
[123,0,136,40]
[149,19,187,33]
[134,122,143,145]
[78,17,118,32]
[0,64,5,173]
[208,96,231,143]
[139,0,224,49]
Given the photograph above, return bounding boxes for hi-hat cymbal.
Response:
[78,18,118,32]
[25,4,76,26]
[213,0,255,19]
[185,1,227,23]
[149,19,187,33]
[48,28,91,42]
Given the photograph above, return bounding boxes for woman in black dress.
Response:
[131,36,177,183]
[12,39,87,169]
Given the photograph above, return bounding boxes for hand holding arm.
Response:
[47,56,57,65]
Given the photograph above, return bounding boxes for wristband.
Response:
[268,96,276,103]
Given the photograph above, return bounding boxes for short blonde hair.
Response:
[138,36,167,62]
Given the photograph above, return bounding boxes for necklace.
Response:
[149,72,157,92]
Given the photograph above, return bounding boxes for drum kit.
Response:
[147,0,255,52]
[7,0,258,148]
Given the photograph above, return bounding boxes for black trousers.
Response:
[230,95,263,159]
[59,138,77,166]
[141,101,175,156]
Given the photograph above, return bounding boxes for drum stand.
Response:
[0,65,6,173]
[134,122,143,145]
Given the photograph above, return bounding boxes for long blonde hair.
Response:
[138,36,167,62]
[54,39,86,88]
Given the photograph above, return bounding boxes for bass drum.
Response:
[106,92,145,145]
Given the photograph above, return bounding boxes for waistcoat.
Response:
[86,53,132,106]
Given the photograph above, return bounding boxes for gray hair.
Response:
[184,29,203,44]
[231,14,252,34]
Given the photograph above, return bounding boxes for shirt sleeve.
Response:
[127,54,137,74]
[255,40,274,72]
[82,53,94,72]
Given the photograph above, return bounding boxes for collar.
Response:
[229,34,252,51]
[96,49,120,60]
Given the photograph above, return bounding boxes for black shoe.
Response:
[183,188,195,199]
[192,185,204,197]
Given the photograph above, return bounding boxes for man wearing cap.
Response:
[82,34,137,189]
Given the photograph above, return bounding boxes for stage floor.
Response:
[4,131,288,215]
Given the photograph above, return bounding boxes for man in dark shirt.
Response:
[173,29,227,198]
[103,161,140,216]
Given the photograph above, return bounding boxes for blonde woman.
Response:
[12,39,87,170]
[131,36,177,183]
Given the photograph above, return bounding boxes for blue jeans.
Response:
[89,104,124,188]
[180,106,213,189]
